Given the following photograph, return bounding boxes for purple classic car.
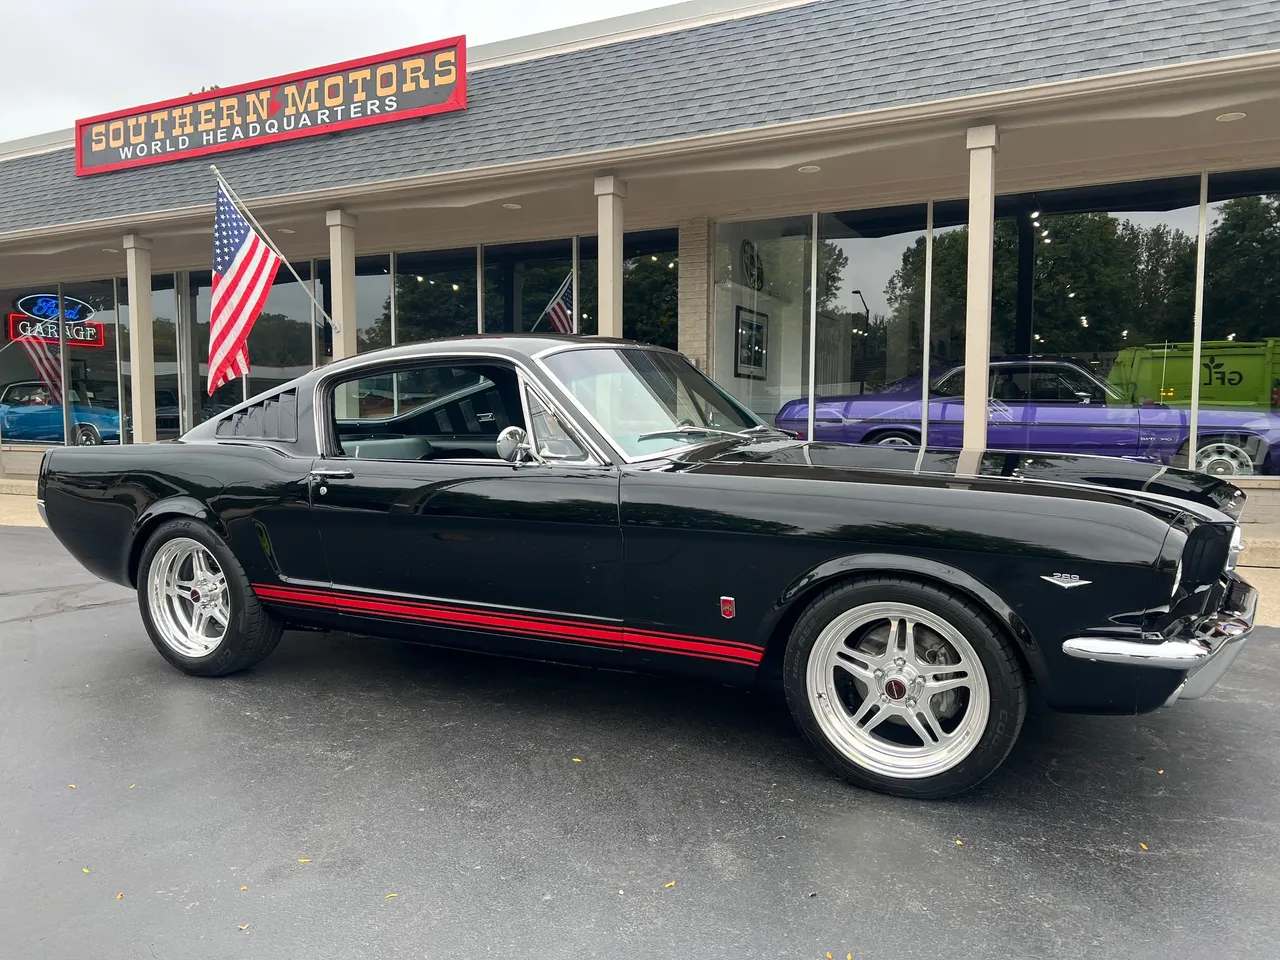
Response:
[775,357,1280,476]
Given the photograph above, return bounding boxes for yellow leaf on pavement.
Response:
[1157,770,1164,775]
[68,785,76,789]
[827,953,833,959]
[116,893,124,900]
[664,881,676,888]
[82,868,90,874]
[1139,843,1149,851]
[955,840,964,846]
[238,924,249,931]
[572,758,583,763]
[386,893,398,899]
[129,784,136,789]
[297,858,311,863]
[241,886,248,891]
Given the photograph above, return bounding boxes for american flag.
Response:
[14,327,62,405]
[537,272,574,334]
[208,184,280,394]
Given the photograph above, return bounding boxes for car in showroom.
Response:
[775,356,1280,477]
[36,336,1255,799]
[0,379,121,445]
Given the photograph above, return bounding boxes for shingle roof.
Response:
[2,0,1277,235]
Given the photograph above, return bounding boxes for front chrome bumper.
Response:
[1061,574,1257,705]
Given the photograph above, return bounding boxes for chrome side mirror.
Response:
[497,425,533,464]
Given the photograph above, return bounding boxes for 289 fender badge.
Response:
[720,597,736,619]
[1041,573,1092,589]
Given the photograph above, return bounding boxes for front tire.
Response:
[1179,436,1256,476]
[783,577,1026,799]
[137,518,282,676]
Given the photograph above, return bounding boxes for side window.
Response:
[991,367,1032,402]
[527,389,588,462]
[933,370,965,397]
[329,360,525,461]
[1032,366,1106,403]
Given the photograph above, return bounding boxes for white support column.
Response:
[326,209,358,361]
[124,234,155,444]
[677,217,714,369]
[962,124,999,453]
[594,176,627,339]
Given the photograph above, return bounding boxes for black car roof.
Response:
[316,333,670,374]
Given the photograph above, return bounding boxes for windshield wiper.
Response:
[637,423,789,443]
[637,425,755,442]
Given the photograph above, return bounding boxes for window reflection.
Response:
[395,249,477,344]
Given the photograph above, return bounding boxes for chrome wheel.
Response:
[805,601,990,780]
[875,434,916,446]
[74,424,101,445]
[146,537,230,658]
[1196,440,1254,477]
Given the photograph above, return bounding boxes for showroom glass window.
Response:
[188,265,316,420]
[0,282,121,445]
[576,230,679,346]
[316,255,392,356]
[482,239,574,334]
[1198,169,1280,477]
[983,177,1200,465]
[710,216,814,426]
[395,248,478,344]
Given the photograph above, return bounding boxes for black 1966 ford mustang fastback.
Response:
[37,335,1257,798]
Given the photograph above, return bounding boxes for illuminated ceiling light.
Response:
[1041,230,1049,237]
[1228,332,1237,340]
[502,202,522,210]
[667,262,675,269]
[1068,292,1076,298]
[797,164,821,173]
[651,255,658,261]
[452,283,460,291]
[1043,238,1052,244]
[102,247,119,254]
[429,279,435,284]
[1080,315,1087,321]
[1032,220,1040,227]
[278,227,296,235]
[1216,112,1247,122]
[415,275,424,282]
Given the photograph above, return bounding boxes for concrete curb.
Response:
[0,479,37,496]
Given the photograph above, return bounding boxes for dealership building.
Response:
[1,0,1279,483]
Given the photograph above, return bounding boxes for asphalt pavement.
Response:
[2,522,1279,960]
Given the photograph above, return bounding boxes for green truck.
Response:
[1108,339,1280,409]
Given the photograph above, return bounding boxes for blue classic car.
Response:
[0,380,121,445]
[776,357,1280,476]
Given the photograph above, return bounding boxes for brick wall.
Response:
[677,217,714,370]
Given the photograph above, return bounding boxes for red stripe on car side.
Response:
[252,583,762,666]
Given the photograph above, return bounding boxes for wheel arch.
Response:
[126,496,229,587]
[860,425,921,444]
[754,553,1040,687]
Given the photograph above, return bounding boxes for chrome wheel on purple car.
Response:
[1195,439,1255,477]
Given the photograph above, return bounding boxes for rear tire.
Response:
[74,423,101,445]
[137,518,282,677]
[1179,436,1257,476]
[783,577,1026,799]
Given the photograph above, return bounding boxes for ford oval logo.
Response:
[15,294,96,323]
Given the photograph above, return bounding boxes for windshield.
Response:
[542,347,762,458]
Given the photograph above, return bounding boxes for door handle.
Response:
[309,467,354,480]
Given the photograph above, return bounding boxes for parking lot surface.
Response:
[2,523,1278,959]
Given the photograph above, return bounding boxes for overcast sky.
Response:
[0,0,667,142]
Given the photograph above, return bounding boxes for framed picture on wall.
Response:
[734,306,768,380]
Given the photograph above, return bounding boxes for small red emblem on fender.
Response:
[720,597,735,619]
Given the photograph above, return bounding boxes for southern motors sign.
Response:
[8,295,105,348]
[75,37,466,176]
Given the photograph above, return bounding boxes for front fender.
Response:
[769,551,1044,680]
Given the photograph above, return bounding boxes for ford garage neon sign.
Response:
[8,294,105,348]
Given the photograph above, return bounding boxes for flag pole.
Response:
[210,165,340,333]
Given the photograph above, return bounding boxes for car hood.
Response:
[672,439,1246,523]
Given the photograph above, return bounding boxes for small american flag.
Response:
[538,272,574,334]
[15,330,62,405]
[208,185,280,395]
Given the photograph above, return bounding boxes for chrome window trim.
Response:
[311,348,613,467]
[532,343,764,465]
